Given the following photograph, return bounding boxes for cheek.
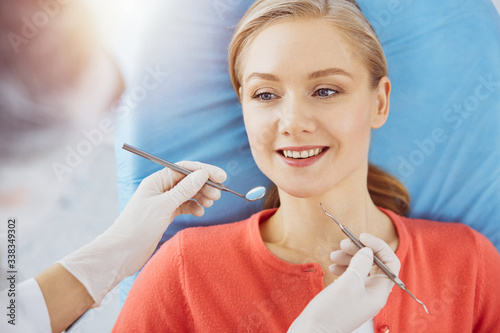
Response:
[243,108,277,154]
[328,103,373,147]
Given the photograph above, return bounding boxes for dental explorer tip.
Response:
[404,286,429,314]
[320,203,326,212]
[420,301,429,314]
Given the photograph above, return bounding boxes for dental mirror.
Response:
[122,143,266,202]
[244,186,267,201]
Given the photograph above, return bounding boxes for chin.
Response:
[277,183,324,200]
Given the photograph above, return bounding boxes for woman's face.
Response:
[239,18,390,198]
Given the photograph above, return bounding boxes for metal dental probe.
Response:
[122,143,266,201]
[320,203,429,314]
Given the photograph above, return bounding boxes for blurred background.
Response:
[1,0,500,332]
[0,0,122,332]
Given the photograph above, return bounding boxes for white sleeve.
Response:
[0,278,51,333]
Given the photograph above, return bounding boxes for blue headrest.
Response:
[360,0,500,249]
[114,0,500,302]
[113,1,269,241]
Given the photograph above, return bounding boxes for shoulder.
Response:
[178,216,251,247]
[383,208,499,269]
[395,213,500,328]
[131,213,258,293]
[381,208,484,249]
[156,209,270,259]
[152,221,246,263]
[398,213,491,251]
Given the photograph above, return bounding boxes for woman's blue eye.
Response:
[254,92,275,101]
[316,88,337,97]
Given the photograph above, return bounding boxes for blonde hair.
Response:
[228,0,410,215]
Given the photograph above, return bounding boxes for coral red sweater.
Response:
[113,208,500,332]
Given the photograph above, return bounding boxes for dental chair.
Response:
[113,0,500,305]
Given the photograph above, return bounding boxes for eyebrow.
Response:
[244,67,353,85]
[308,68,353,80]
[244,72,279,84]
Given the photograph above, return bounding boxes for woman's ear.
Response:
[371,76,391,129]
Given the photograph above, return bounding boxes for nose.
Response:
[278,96,317,136]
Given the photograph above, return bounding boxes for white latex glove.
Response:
[58,161,226,305]
[288,233,400,333]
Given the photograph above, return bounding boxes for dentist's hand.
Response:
[58,161,226,305]
[288,234,400,333]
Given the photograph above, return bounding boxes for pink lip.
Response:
[276,146,328,168]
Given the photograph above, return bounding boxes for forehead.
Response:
[242,18,365,81]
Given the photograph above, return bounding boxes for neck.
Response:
[261,174,398,262]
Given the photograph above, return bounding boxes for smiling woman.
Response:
[230,4,409,215]
[113,0,500,332]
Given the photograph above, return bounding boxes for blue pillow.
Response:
[113,0,267,304]
[359,0,500,249]
[113,0,500,304]
[114,0,268,233]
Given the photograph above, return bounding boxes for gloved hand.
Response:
[57,161,226,305]
[288,233,400,333]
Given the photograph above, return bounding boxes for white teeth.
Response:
[282,148,323,159]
